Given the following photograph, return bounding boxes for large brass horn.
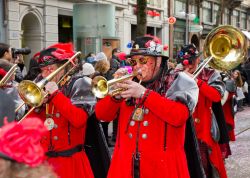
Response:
[17,51,81,122]
[91,70,141,98]
[193,25,247,78]
[0,64,18,87]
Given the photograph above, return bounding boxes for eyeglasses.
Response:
[128,57,149,66]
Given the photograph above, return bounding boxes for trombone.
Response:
[193,25,247,78]
[91,70,141,98]
[0,64,18,87]
[17,51,81,123]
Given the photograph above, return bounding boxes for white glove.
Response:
[45,82,58,95]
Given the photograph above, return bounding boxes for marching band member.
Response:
[0,60,25,120]
[95,36,199,178]
[26,43,96,178]
[177,44,227,178]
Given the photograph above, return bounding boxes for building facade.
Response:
[1,0,249,67]
[1,0,168,67]
[172,0,250,59]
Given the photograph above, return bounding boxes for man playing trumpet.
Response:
[95,36,199,178]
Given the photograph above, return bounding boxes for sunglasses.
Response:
[128,57,149,66]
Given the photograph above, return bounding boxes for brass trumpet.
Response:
[193,25,247,78]
[17,51,81,123]
[0,64,18,87]
[91,70,141,98]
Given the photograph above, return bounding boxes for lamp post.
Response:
[177,11,196,44]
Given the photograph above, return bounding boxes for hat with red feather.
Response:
[37,43,75,67]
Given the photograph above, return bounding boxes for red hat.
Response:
[0,117,46,167]
[37,43,75,67]
[117,52,127,61]
[0,68,7,78]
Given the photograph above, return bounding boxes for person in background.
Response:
[232,70,244,112]
[23,52,42,81]
[106,48,121,80]
[0,60,25,120]
[0,43,24,82]
[15,54,27,78]
[93,52,112,146]
[220,72,237,160]
[85,52,96,65]
[177,44,227,178]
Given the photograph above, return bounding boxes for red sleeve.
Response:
[95,95,122,122]
[51,92,88,128]
[144,91,189,127]
[197,79,221,102]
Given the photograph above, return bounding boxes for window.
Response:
[241,12,247,29]
[175,0,186,16]
[191,5,198,15]
[213,4,219,24]
[232,10,240,27]
[155,0,162,8]
[203,1,212,23]
[224,8,230,25]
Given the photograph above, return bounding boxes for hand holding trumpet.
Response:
[116,80,146,99]
[110,68,145,99]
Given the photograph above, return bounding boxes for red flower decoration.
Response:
[117,52,127,61]
[0,68,7,78]
[163,45,168,51]
[0,117,47,167]
[145,40,152,48]
[183,60,189,66]
[145,35,162,44]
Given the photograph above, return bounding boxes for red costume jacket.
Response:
[223,92,236,141]
[95,91,190,178]
[193,69,227,178]
[28,92,94,178]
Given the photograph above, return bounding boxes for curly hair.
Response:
[94,60,110,75]
[0,159,57,178]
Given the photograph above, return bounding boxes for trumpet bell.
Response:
[91,76,108,99]
[204,25,247,71]
[18,80,44,107]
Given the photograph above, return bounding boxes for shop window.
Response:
[241,12,247,30]
[202,1,212,23]
[224,8,230,25]
[58,15,73,43]
[231,10,240,28]
[174,0,186,16]
[213,3,219,24]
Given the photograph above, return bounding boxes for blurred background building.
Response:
[0,0,249,66]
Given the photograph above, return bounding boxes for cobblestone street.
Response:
[226,107,250,178]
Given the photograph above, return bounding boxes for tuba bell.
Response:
[193,25,247,78]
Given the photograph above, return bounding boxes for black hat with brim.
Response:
[127,36,169,60]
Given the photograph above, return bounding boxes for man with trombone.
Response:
[94,35,199,178]
[22,43,97,178]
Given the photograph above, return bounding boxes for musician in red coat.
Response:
[95,36,199,178]
[27,43,95,178]
[176,44,227,178]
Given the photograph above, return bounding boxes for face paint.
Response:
[131,55,161,82]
